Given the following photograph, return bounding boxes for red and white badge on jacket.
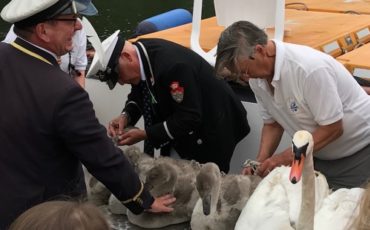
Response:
[170,81,184,103]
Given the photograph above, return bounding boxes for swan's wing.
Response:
[235,166,294,230]
[314,188,364,230]
[235,165,330,230]
[221,175,258,207]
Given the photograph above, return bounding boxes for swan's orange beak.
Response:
[290,154,305,184]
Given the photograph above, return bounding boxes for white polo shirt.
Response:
[249,40,370,160]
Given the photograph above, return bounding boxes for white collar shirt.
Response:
[249,40,370,159]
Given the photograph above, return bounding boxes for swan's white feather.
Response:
[314,188,364,230]
[235,130,333,230]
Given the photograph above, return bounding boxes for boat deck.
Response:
[134,9,370,58]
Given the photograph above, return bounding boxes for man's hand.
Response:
[241,166,254,175]
[146,194,176,213]
[241,159,260,175]
[118,128,147,146]
[256,151,293,177]
[108,114,128,138]
[256,157,279,177]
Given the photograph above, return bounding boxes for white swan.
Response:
[350,182,370,229]
[235,131,330,230]
[314,187,364,229]
[289,130,364,230]
[191,162,261,230]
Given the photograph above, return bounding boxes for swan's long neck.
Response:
[210,173,221,214]
[297,146,315,230]
[197,163,221,215]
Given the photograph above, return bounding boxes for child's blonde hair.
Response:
[10,200,110,230]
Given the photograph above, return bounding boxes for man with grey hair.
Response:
[215,20,370,190]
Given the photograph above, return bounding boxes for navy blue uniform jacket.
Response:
[0,38,153,229]
[124,39,250,172]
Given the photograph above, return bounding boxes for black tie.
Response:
[139,80,155,156]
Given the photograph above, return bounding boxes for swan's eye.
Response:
[314,172,319,177]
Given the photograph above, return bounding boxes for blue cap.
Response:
[75,0,98,16]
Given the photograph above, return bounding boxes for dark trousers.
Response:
[314,144,370,190]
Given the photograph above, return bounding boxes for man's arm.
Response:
[55,85,175,213]
[257,119,343,177]
[311,119,343,151]
[256,122,284,162]
[242,121,283,175]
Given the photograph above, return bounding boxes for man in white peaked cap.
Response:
[87,31,250,173]
[2,0,98,88]
[0,1,175,228]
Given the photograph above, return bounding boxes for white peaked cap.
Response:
[87,30,121,77]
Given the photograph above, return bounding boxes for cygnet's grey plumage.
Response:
[191,162,261,230]
[108,194,127,215]
[127,157,202,228]
[144,162,178,196]
[87,146,151,211]
[107,146,202,223]
[123,146,155,181]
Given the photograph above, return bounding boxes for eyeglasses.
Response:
[235,56,254,78]
[50,15,80,26]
